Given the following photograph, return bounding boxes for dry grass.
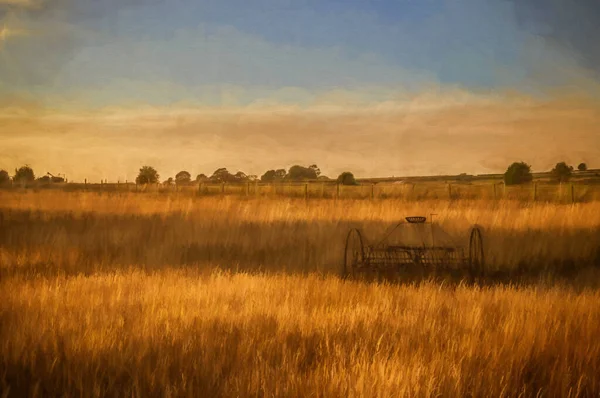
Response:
[2,270,600,397]
[1,191,599,278]
[2,191,600,397]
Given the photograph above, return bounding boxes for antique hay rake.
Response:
[342,216,484,280]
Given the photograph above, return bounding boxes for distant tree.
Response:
[261,170,276,182]
[163,177,174,185]
[195,173,208,182]
[309,164,321,177]
[210,168,245,183]
[287,165,318,181]
[578,163,588,172]
[261,169,288,182]
[233,171,248,182]
[247,175,258,181]
[261,170,278,182]
[175,170,191,184]
[275,169,286,178]
[337,171,358,186]
[551,162,573,182]
[135,166,159,185]
[14,165,35,183]
[503,162,532,185]
[0,169,10,185]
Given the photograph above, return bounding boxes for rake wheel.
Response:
[342,228,365,279]
[468,226,485,279]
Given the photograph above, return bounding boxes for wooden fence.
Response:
[5,180,600,203]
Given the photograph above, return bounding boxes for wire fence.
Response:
[3,180,600,203]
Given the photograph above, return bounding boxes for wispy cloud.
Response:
[0,0,38,50]
[0,25,29,41]
[0,0,43,8]
[2,0,600,106]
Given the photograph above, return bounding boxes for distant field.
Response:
[1,191,600,397]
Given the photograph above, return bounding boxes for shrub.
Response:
[175,171,191,184]
[287,165,317,181]
[337,172,358,186]
[503,162,532,185]
[551,162,573,183]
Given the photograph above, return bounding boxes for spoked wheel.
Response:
[342,229,365,279]
[468,226,485,280]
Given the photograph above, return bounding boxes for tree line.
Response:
[503,161,588,185]
[0,161,591,187]
[134,161,590,187]
[135,165,359,186]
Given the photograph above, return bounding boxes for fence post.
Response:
[371,183,375,200]
[493,183,496,200]
[304,183,308,200]
[571,183,575,204]
[533,182,537,202]
[448,183,452,199]
[336,183,340,200]
[503,183,506,199]
[247,182,250,196]
[221,182,225,195]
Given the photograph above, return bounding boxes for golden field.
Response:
[3,271,600,397]
[1,190,599,278]
[2,190,600,397]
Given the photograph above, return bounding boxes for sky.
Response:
[1,0,599,180]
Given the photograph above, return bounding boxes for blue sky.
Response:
[0,0,598,106]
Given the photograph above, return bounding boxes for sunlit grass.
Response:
[1,191,600,396]
[1,191,599,276]
[2,270,600,397]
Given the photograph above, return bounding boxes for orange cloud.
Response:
[1,89,599,181]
